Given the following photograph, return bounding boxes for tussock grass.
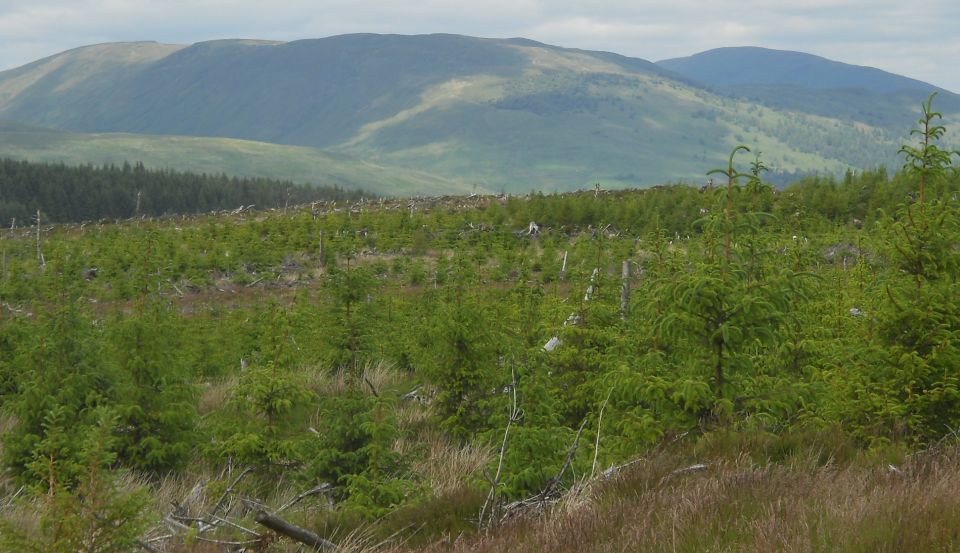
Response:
[306,360,406,398]
[411,437,492,497]
[0,495,41,539]
[197,377,237,416]
[400,442,960,553]
[394,400,433,438]
[0,413,17,496]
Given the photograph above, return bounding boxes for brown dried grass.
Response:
[0,412,17,496]
[197,377,237,416]
[397,445,960,553]
[411,436,492,496]
[306,359,406,398]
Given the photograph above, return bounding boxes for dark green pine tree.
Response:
[2,257,120,486]
[869,93,960,443]
[657,147,803,420]
[423,257,498,441]
[218,302,314,469]
[107,298,197,473]
[322,254,377,374]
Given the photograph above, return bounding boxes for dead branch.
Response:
[210,465,255,517]
[137,540,161,553]
[192,535,262,547]
[253,509,337,551]
[544,266,600,351]
[401,384,426,402]
[163,514,193,533]
[591,389,614,479]
[207,514,261,536]
[141,534,175,545]
[599,457,645,480]
[583,267,600,302]
[479,364,521,529]
[670,463,708,476]
[363,376,380,397]
[540,417,589,499]
[277,483,335,513]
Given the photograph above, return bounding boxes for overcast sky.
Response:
[2,0,958,91]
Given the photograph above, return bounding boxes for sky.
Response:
[2,0,959,92]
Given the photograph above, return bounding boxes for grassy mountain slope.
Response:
[0,35,526,146]
[0,121,471,197]
[1,35,955,192]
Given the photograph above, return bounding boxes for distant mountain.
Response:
[0,35,528,146]
[1,35,955,193]
[656,47,946,93]
[657,47,960,130]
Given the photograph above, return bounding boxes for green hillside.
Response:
[1,35,957,191]
[657,47,960,131]
[0,121,472,196]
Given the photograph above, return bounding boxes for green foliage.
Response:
[1,94,960,547]
[216,304,315,467]
[899,93,955,207]
[829,92,960,445]
[322,258,378,372]
[339,394,415,519]
[107,300,197,473]
[658,147,808,421]
[303,390,377,488]
[422,263,500,440]
[2,293,120,485]
[0,410,151,553]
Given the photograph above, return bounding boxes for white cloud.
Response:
[0,0,958,91]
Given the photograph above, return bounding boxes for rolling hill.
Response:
[0,120,470,197]
[1,35,957,193]
[657,46,960,130]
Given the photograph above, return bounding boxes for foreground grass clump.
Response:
[404,436,960,553]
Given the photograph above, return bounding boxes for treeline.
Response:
[483,165,948,236]
[0,158,366,225]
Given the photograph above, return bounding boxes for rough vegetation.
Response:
[0,95,959,551]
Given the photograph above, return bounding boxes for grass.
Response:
[3,357,958,552]
[386,436,960,553]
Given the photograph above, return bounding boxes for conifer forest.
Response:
[0,95,959,552]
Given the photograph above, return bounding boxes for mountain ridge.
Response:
[656,46,951,94]
[1,34,956,193]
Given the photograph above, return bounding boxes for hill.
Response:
[0,120,471,197]
[1,35,957,192]
[656,46,946,93]
[657,46,960,130]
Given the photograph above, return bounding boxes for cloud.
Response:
[0,0,958,91]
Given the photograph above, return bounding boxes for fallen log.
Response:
[253,509,337,551]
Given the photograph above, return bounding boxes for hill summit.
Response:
[1,34,956,193]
